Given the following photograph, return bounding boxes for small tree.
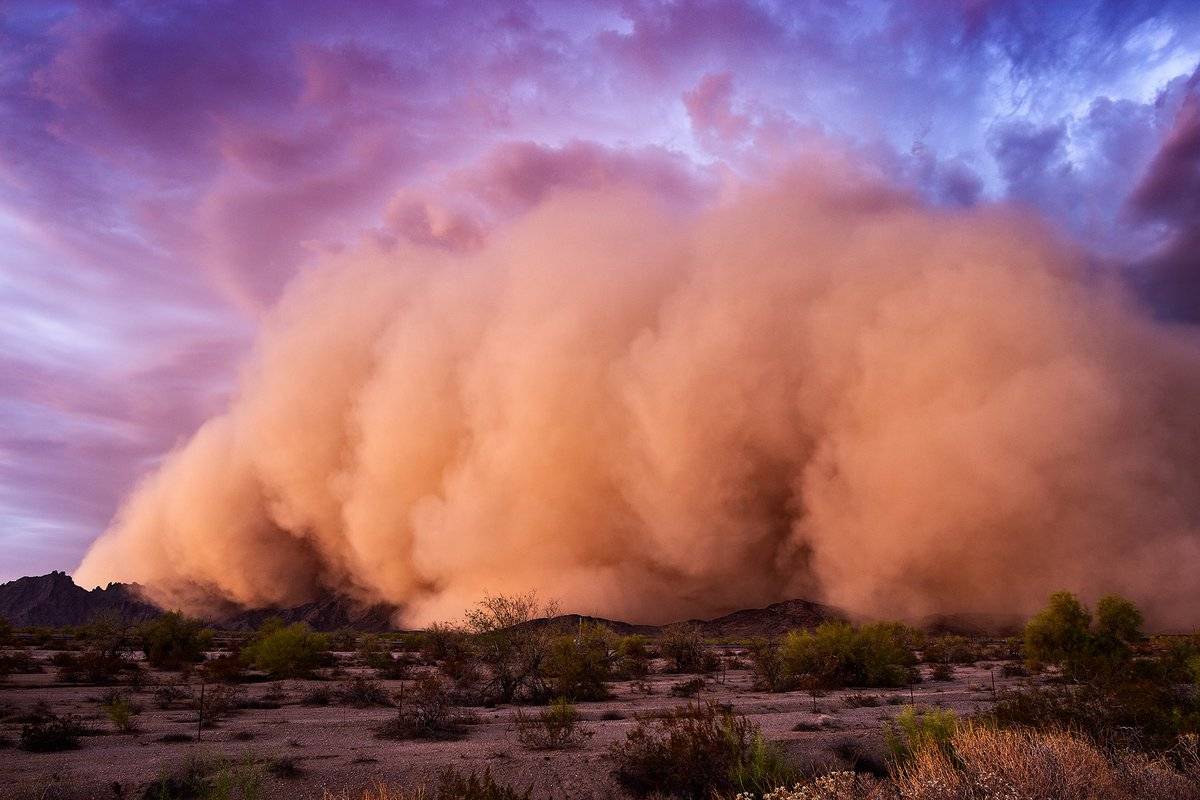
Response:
[139,611,213,669]
[545,622,616,700]
[659,624,707,673]
[747,637,792,692]
[462,591,557,704]
[241,619,330,678]
[617,634,651,678]
[780,621,920,689]
[1023,591,1143,679]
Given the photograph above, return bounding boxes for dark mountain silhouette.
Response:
[0,572,398,631]
[0,573,1013,637]
[685,598,846,638]
[0,571,160,627]
[215,595,397,632]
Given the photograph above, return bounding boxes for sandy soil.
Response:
[0,650,1024,799]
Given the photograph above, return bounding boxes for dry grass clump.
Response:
[894,725,1200,800]
[752,726,1200,799]
[514,698,592,750]
[323,768,529,800]
[376,674,471,740]
[610,701,796,798]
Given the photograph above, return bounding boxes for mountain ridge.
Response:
[0,572,1007,636]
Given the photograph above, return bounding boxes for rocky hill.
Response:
[6,573,1020,638]
[687,598,846,638]
[0,572,399,631]
[0,571,160,627]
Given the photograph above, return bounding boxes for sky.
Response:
[2,0,1200,584]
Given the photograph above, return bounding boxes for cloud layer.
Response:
[77,164,1200,627]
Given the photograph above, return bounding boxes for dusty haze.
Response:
[75,162,1200,628]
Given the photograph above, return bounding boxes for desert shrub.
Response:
[194,683,242,729]
[0,616,11,645]
[268,756,302,779]
[336,675,392,707]
[139,612,213,669]
[999,661,1028,678]
[198,653,246,683]
[545,622,615,700]
[843,693,880,708]
[19,713,88,752]
[51,616,138,684]
[885,706,957,762]
[328,628,357,652]
[421,623,471,664]
[359,635,409,679]
[609,701,795,798]
[991,677,1200,752]
[0,648,38,680]
[141,756,264,800]
[1024,591,1143,679]
[780,621,920,689]
[515,697,592,749]
[240,619,330,678]
[929,662,954,681]
[461,592,557,704]
[301,686,333,706]
[101,689,143,733]
[431,768,531,800]
[922,635,979,665]
[377,674,469,740]
[659,624,708,673]
[748,637,793,692]
[616,634,651,678]
[891,725,1200,800]
[670,676,706,697]
[155,684,190,709]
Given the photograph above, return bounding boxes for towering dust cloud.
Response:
[76,165,1200,628]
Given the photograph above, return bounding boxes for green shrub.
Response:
[240,619,329,678]
[141,755,264,800]
[1024,591,1143,679]
[929,662,954,681]
[991,679,1200,752]
[659,624,708,673]
[885,706,957,762]
[139,612,213,669]
[101,690,142,733]
[616,634,651,678]
[515,698,592,749]
[545,622,615,700]
[431,768,531,800]
[747,637,793,692]
[780,621,920,689]
[922,635,979,665]
[609,701,795,798]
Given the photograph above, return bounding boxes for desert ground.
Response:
[0,642,1020,799]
